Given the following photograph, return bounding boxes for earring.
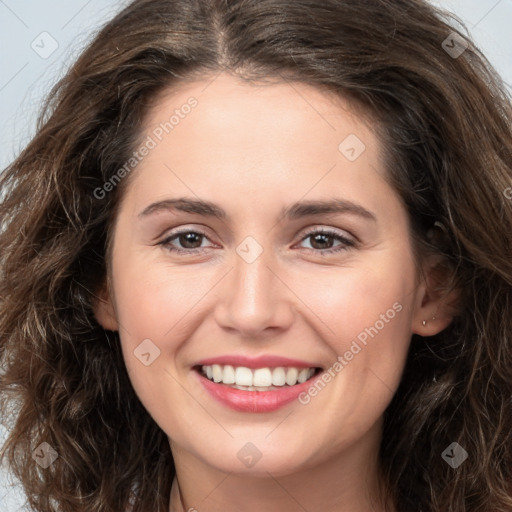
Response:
[422,316,436,326]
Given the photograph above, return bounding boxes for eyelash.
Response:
[158,227,356,255]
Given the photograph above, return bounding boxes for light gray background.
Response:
[1,1,511,510]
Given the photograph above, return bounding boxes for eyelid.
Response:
[158,224,358,254]
[293,227,356,254]
[159,224,356,241]
[298,225,357,243]
[159,226,214,249]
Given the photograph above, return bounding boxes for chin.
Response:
[192,437,315,477]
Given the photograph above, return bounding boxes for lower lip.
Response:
[195,369,321,412]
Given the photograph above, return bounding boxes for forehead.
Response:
[129,73,385,185]
[106,73,414,272]
[144,72,375,143]
[108,72,403,236]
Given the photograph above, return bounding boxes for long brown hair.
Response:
[1,1,511,510]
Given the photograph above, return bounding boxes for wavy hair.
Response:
[1,0,511,510]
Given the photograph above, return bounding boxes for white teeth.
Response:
[272,367,286,386]
[235,366,253,386]
[285,367,299,386]
[201,364,316,388]
[223,365,235,384]
[297,368,310,384]
[212,364,223,383]
[253,368,272,387]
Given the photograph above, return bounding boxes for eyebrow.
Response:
[138,197,377,222]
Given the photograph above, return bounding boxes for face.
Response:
[95,72,444,478]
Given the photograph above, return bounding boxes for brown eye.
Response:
[159,229,211,253]
[298,229,355,254]
[175,232,204,249]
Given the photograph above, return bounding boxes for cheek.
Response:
[110,255,205,434]
[287,257,415,443]
[110,252,224,406]
[296,250,416,390]
[112,249,208,341]
[302,254,413,337]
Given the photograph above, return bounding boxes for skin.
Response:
[94,72,455,512]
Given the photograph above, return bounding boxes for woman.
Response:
[1,0,511,511]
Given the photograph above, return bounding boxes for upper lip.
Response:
[194,355,322,369]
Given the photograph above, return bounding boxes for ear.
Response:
[411,252,462,337]
[92,280,119,332]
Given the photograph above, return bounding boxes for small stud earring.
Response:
[422,316,437,326]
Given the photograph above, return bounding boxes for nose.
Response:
[213,244,295,339]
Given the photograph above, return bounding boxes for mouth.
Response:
[195,364,322,391]
[193,363,324,413]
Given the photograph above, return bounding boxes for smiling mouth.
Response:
[195,364,322,391]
